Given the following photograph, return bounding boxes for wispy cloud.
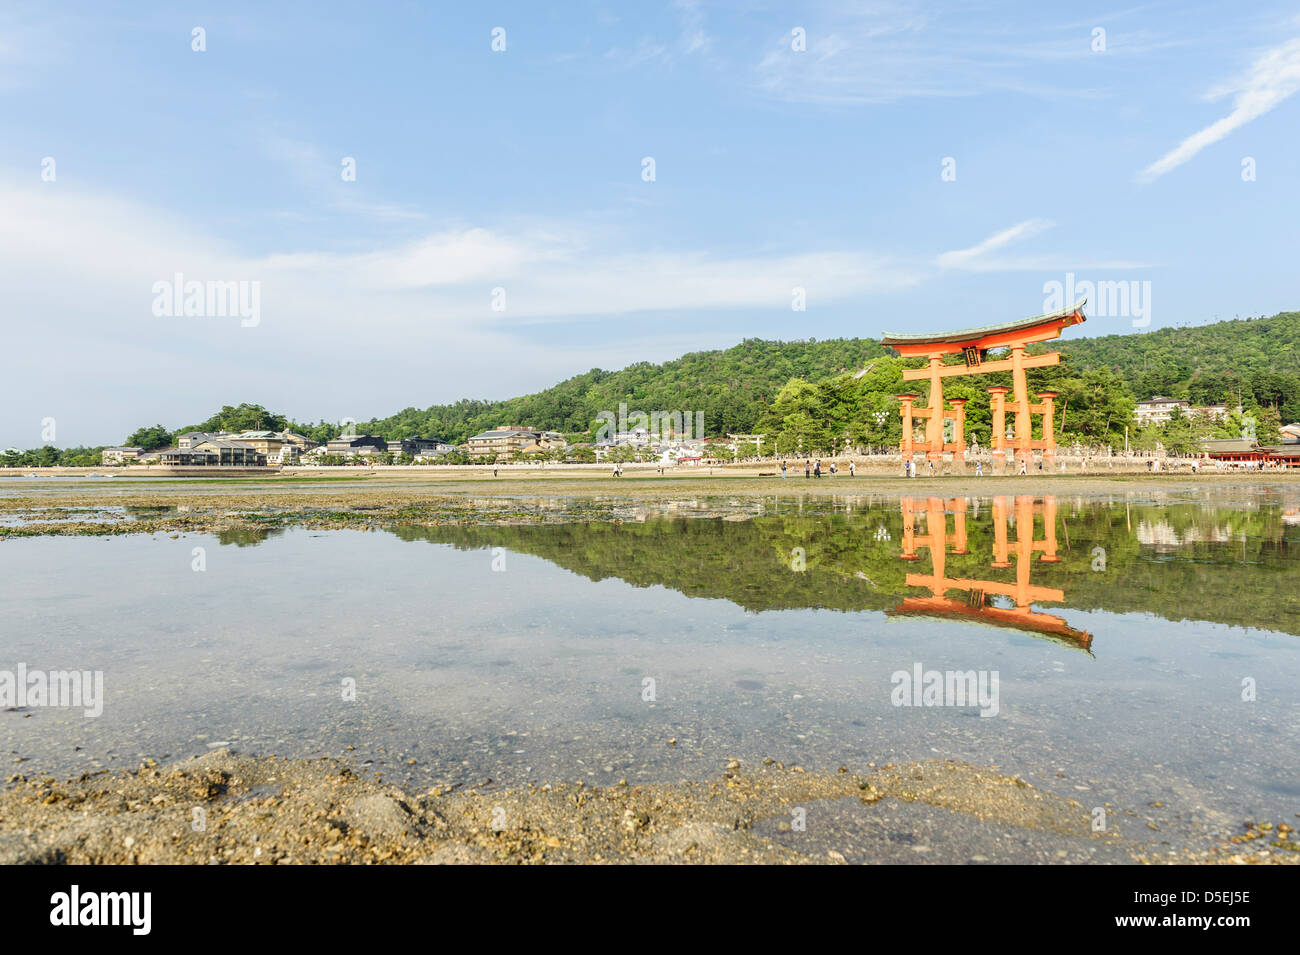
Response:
[937,220,1151,272]
[937,219,1055,269]
[601,0,714,69]
[674,0,713,55]
[752,6,1170,105]
[1140,36,1300,181]
[263,136,428,222]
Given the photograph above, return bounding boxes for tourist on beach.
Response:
[814,460,821,478]
[975,461,983,476]
[849,461,855,477]
[781,460,787,478]
[805,460,810,479]
[493,467,498,477]
[1018,458,1027,475]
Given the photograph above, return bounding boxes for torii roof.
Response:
[881,299,1087,348]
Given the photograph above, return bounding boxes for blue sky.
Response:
[2,1,1298,446]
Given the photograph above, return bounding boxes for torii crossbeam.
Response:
[881,299,1086,466]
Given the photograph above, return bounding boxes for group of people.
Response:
[779,459,856,479]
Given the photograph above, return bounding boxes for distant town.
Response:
[89,395,1300,471]
[97,422,743,468]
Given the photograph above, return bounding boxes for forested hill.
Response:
[1055,310,1300,419]
[362,337,889,442]
[362,310,1298,442]
[98,309,1296,456]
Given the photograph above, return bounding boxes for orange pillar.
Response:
[899,394,917,466]
[926,500,946,584]
[988,387,1008,468]
[1014,496,1034,608]
[900,498,919,560]
[1039,391,1058,468]
[1040,495,1060,562]
[949,398,967,462]
[1011,346,1031,467]
[991,496,1011,568]
[926,355,944,462]
[950,497,969,554]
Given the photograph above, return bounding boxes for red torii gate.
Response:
[881,300,1086,467]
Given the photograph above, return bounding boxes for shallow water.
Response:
[1,490,1297,854]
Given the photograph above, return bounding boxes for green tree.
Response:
[125,424,173,450]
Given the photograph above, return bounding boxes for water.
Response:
[1,490,1297,852]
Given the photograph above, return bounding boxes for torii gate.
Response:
[881,300,1086,467]
[890,495,1092,651]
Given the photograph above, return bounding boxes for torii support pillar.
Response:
[947,398,968,463]
[1037,391,1058,469]
[1010,345,1032,467]
[988,386,1009,469]
[898,394,918,468]
[924,356,945,462]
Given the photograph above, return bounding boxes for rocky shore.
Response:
[1,750,1292,865]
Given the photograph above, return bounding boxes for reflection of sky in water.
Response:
[1,511,1297,849]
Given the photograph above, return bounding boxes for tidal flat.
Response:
[1,470,1297,863]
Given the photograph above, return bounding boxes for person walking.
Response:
[814,459,821,478]
[975,460,983,476]
[1018,458,1027,475]
[805,460,811,479]
[781,460,787,479]
[849,460,855,477]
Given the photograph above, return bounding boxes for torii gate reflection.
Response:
[892,495,1092,652]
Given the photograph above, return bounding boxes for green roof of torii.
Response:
[880,299,1088,347]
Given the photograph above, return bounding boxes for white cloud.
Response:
[0,178,920,443]
[1139,36,1300,181]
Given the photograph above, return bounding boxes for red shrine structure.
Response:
[881,300,1087,467]
[890,495,1092,651]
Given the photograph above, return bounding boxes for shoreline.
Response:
[3,471,1298,540]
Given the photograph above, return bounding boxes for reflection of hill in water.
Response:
[390,519,892,613]
[385,501,1300,637]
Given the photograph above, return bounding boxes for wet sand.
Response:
[3,469,1298,539]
